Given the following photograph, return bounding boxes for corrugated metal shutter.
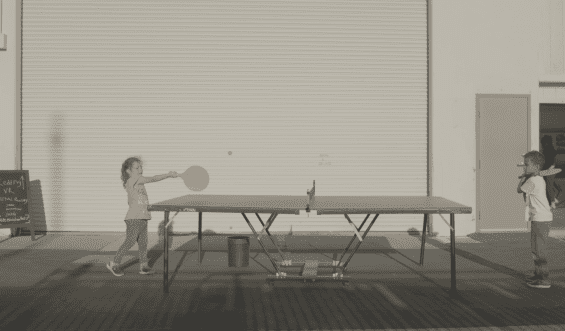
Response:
[22,0,428,233]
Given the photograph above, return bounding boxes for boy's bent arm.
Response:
[517,178,526,193]
[520,177,536,195]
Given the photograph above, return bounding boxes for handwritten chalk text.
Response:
[0,176,25,189]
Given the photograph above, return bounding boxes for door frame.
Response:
[475,94,531,233]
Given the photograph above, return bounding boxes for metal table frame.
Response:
[161,208,297,292]
[151,184,469,296]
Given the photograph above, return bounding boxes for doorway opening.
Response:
[540,104,565,229]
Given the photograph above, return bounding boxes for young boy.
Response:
[517,151,552,289]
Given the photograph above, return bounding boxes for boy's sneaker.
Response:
[106,262,124,277]
[139,265,155,275]
[527,279,551,289]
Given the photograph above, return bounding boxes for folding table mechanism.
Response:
[263,213,379,282]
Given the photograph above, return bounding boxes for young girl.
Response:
[107,157,178,276]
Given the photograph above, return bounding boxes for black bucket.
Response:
[227,236,250,267]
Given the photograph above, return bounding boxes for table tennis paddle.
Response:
[517,166,562,178]
[179,165,209,191]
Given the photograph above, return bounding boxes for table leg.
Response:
[419,214,428,266]
[257,213,277,240]
[342,214,379,273]
[163,211,170,293]
[241,213,282,274]
[256,213,275,240]
[30,226,36,241]
[198,212,202,265]
[344,214,364,242]
[255,213,286,261]
[337,214,370,265]
[450,213,457,295]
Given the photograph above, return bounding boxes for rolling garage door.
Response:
[22,0,428,233]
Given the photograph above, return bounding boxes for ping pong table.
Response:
[148,182,472,294]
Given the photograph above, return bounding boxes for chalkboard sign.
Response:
[0,170,35,240]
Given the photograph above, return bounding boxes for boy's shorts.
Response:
[531,221,551,257]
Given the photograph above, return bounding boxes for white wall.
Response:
[1,1,562,237]
[430,0,544,236]
[539,0,565,102]
[0,0,21,236]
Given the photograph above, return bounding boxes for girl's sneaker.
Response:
[526,274,540,282]
[106,261,124,277]
[527,279,551,289]
[139,264,155,275]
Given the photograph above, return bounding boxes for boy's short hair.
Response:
[524,150,545,169]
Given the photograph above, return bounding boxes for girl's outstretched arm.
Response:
[137,171,178,185]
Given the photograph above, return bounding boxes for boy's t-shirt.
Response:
[124,175,151,220]
[521,175,552,222]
